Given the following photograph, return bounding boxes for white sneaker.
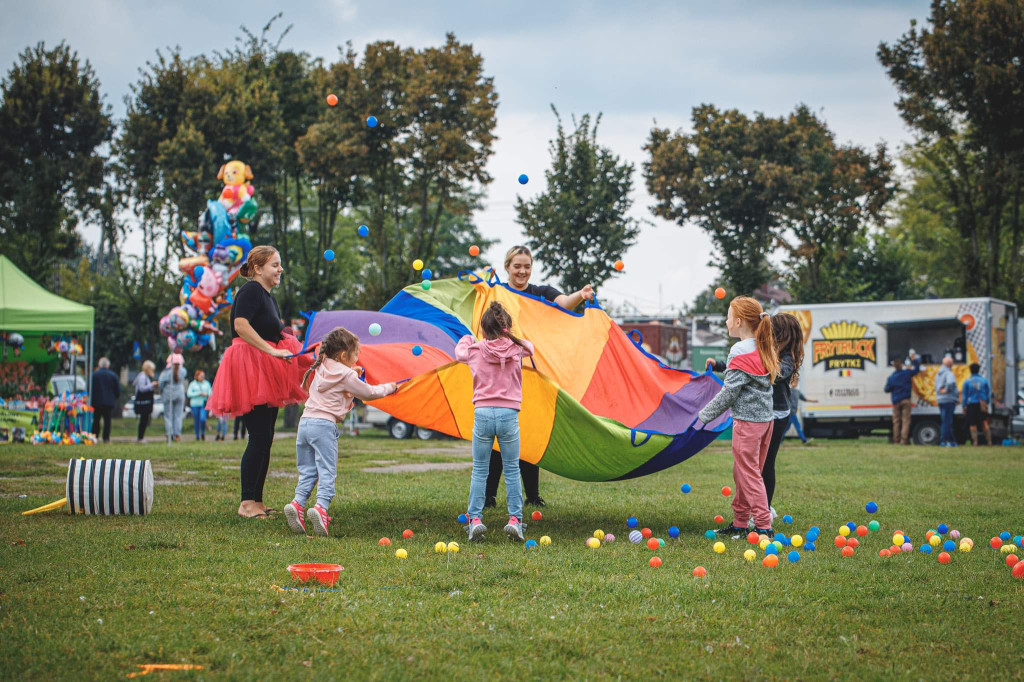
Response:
[770,506,778,522]
[467,518,487,542]
[504,517,524,542]
[747,518,755,529]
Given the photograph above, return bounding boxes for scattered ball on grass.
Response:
[629,531,643,544]
[524,539,538,549]
[395,549,408,559]
[763,555,779,568]
[721,486,732,497]
[791,535,804,548]
[531,511,542,521]
[747,532,759,544]
[868,520,880,532]
[379,537,391,546]
[944,540,956,552]
[744,549,756,562]
[950,529,961,540]
[856,525,868,537]
[605,534,615,543]
[938,552,951,564]
[434,542,447,554]
[787,551,800,563]
[457,514,468,524]
[765,544,778,556]
[680,483,691,494]
[713,542,726,554]
[892,533,905,546]
[847,538,860,549]
[783,515,793,524]
[649,556,662,568]
[920,544,932,554]
[641,528,653,539]
[714,515,724,524]
[539,536,551,546]
[594,529,605,540]
[930,535,942,547]
[879,549,890,558]
[990,537,1003,549]
[447,542,459,553]
[402,529,414,539]
[1006,554,1020,568]
[937,523,949,534]
[902,542,913,553]
[586,537,601,549]
[1013,561,1024,579]
[692,566,707,578]
[865,501,878,514]
[627,516,638,528]
[834,536,848,548]
[647,538,659,550]
[841,546,855,558]
[804,542,816,552]
[669,526,680,539]
[839,526,851,537]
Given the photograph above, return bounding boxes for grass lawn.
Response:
[1,432,1022,680]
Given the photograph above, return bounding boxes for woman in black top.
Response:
[484,245,595,509]
[207,245,311,519]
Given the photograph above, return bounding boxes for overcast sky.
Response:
[1,0,931,314]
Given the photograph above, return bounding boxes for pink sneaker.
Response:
[306,504,331,537]
[284,500,306,534]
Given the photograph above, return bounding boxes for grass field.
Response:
[1,431,1022,680]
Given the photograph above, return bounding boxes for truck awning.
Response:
[878,318,965,331]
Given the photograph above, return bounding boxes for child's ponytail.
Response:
[481,301,526,348]
[755,312,780,383]
[301,327,361,391]
[301,354,325,392]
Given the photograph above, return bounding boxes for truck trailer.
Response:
[778,298,1019,445]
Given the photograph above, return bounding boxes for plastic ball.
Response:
[959,542,972,553]
[629,530,643,544]
[412,259,423,271]
[937,523,949,534]
[949,529,961,540]
[773,541,783,552]
[421,280,431,290]
[787,550,800,563]
[402,529,414,539]
[649,556,662,568]
[714,287,726,300]
[721,486,732,497]
[692,566,707,577]
[856,525,868,537]
[925,530,935,541]
[865,501,878,514]
[929,535,941,547]
[518,174,529,185]
[990,537,1003,549]
[1008,554,1020,568]
[1015,535,1023,547]
[593,529,605,541]
[839,526,851,537]
[421,268,432,280]
[868,520,880,532]
[714,515,724,524]
[806,530,819,543]
[744,549,756,562]
[804,542,816,552]
[901,542,912,553]
[369,323,382,336]
[834,536,848,548]
[920,544,932,554]
[763,555,779,568]
[846,537,860,549]
[587,537,601,549]
[777,534,789,546]
[841,546,855,558]
[409,345,423,357]
[613,260,624,271]
[879,549,891,558]
[892,533,905,546]
[1000,544,1017,554]
[531,511,542,521]
[765,544,778,556]
[524,539,538,549]
[713,541,726,554]
[943,539,956,552]
[448,542,459,553]
[759,538,770,550]
[1014,561,1024,579]
[540,536,551,546]
[379,537,391,546]
[605,534,615,543]
[366,115,378,127]
[938,552,951,564]
[626,516,638,528]
[846,522,857,533]
[783,515,794,524]
[434,541,447,553]
[358,224,369,237]
[326,93,338,106]
[669,526,680,538]
[468,245,480,257]
[705,530,716,540]
[680,483,691,494]
[395,548,408,559]
[324,249,335,261]
[747,532,759,545]
[641,528,652,539]
[647,537,659,550]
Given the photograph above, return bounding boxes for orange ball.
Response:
[925,530,935,541]
[938,552,951,564]
[468,244,480,257]
[326,93,338,106]
[641,527,652,539]
[647,537,659,550]
[613,260,624,271]
[531,510,542,521]
[990,537,1003,549]
[714,287,726,299]
[878,549,890,558]
[649,556,662,568]
[721,486,732,497]
[890,545,901,555]
[714,515,724,524]
[1006,554,1020,568]
[747,532,759,544]
[402,529,414,539]
[378,537,391,546]
[692,566,707,578]
[847,538,860,549]
[856,525,868,537]
[1013,561,1024,579]
[834,535,848,548]
[762,555,779,567]
[841,546,855,557]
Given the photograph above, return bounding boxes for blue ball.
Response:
[999,531,1011,541]
[765,544,778,556]
[411,345,423,356]
[366,115,378,128]
[783,515,793,524]
[937,523,949,534]
[865,501,878,514]
[777,534,790,546]
[457,513,468,524]
[846,522,857,532]
[680,483,691,493]
[809,526,820,535]
[804,542,816,552]
[357,224,369,237]
[787,550,800,563]
[668,526,680,538]
[524,539,538,549]
[920,544,932,554]
[704,530,716,540]
[324,249,335,261]
[1014,535,1023,548]
[422,269,432,280]
[943,539,955,552]
[518,173,529,185]
[806,531,819,543]
[627,516,638,529]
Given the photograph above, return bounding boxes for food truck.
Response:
[778,298,1019,445]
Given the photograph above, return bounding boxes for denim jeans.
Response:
[294,417,340,510]
[163,394,184,438]
[939,402,956,444]
[468,407,522,521]
[191,406,206,439]
[789,414,807,442]
[216,416,228,438]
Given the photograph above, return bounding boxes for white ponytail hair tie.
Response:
[760,311,770,319]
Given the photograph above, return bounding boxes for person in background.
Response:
[132,360,156,443]
[91,357,121,444]
[216,415,229,441]
[883,351,921,445]
[187,370,212,440]
[934,355,959,447]
[159,354,187,444]
[962,363,992,446]
[788,388,816,444]
[233,416,247,440]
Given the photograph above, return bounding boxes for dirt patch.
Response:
[369,460,398,465]
[361,461,473,474]
[414,446,472,456]
[155,479,208,486]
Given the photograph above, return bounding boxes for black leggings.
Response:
[762,416,790,507]
[240,404,278,502]
[137,413,151,440]
[486,449,540,501]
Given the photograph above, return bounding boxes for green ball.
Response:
[868,520,880,532]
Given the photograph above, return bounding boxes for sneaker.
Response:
[770,506,778,522]
[747,518,755,529]
[504,516,525,542]
[755,527,774,539]
[483,496,496,509]
[716,525,746,539]
[525,496,546,507]
[284,500,306,534]
[306,504,331,537]
[467,518,487,542]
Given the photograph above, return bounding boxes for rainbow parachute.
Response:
[303,271,730,482]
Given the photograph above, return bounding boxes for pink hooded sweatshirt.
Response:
[301,357,395,423]
[455,335,535,410]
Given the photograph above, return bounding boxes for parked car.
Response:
[365,405,437,440]
[48,374,86,396]
[121,398,165,419]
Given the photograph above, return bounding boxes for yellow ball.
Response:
[447,541,460,553]
[744,549,756,562]
[791,535,804,548]
[434,541,447,554]
[713,541,726,554]
[839,526,851,537]
[587,537,601,549]
[759,538,770,550]
[1001,545,1018,554]
[892,534,905,546]
[929,535,942,547]
[962,537,974,547]
[758,534,769,544]
[395,548,408,559]
[539,536,551,546]
[593,529,605,540]
[412,259,424,270]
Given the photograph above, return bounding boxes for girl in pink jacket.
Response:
[455,301,534,542]
[284,328,397,537]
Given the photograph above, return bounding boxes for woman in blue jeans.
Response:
[455,302,535,543]
[187,370,212,440]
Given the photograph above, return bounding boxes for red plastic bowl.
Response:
[287,563,344,586]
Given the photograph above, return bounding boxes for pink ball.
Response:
[949,529,960,540]
[901,542,912,553]
[605,534,616,543]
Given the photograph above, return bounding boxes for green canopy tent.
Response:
[0,255,96,399]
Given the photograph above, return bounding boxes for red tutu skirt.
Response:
[208,335,313,417]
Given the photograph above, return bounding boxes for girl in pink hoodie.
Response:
[455,301,535,542]
[284,328,397,537]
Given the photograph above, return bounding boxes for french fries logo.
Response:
[812,321,877,372]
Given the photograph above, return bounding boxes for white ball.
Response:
[629,530,643,544]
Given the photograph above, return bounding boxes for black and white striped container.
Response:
[65,459,154,515]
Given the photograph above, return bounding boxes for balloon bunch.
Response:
[160,160,257,352]
[48,336,84,358]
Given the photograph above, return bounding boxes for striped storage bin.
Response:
[65,459,154,515]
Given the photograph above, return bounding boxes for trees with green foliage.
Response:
[0,42,113,286]
[516,107,642,295]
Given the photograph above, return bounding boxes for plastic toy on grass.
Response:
[605,534,615,543]
[287,563,343,586]
[22,458,153,516]
[693,566,707,577]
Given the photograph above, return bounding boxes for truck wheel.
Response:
[414,427,434,440]
[388,419,412,439]
[912,420,940,446]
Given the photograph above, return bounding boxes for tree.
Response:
[516,107,642,294]
[878,0,1024,306]
[0,42,113,285]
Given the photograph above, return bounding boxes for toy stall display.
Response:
[30,393,96,445]
[160,160,257,353]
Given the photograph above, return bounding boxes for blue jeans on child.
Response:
[294,417,339,510]
[191,406,206,439]
[789,414,807,442]
[467,407,522,521]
